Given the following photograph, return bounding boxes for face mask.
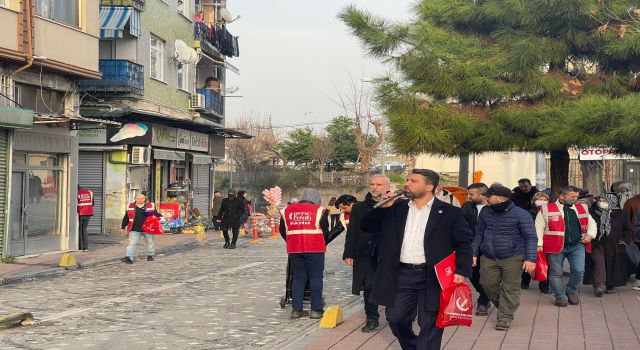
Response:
[535,200,548,207]
[598,202,609,210]
[562,198,577,206]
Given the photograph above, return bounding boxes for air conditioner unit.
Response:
[131,146,150,165]
[189,93,205,109]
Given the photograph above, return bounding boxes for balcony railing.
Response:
[194,22,239,58]
[196,88,224,116]
[101,0,145,11]
[79,60,144,96]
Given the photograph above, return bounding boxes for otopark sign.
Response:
[578,148,636,161]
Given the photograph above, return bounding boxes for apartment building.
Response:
[77,0,248,236]
[0,0,105,257]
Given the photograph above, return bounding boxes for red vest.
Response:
[339,212,350,230]
[280,203,326,254]
[77,189,94,216]
[126,202,155,231]
[541,202,591,254]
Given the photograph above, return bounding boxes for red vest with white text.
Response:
[541,202,591,254]
[126,202,155,231]
[280,203,326,254]
[77,189,94,216]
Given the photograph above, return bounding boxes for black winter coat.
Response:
[511,186,539,211]
[584,207,629,287]
[342,193,378,295]
[218,197,246,228]
[361,198,473,311]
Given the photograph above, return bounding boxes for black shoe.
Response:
[539,284,551,294]
[121,257,133,264]
[521,283,530,290]
[476,303,489,316]
[361,319,379,332]
[291,310,309,319]
[147,256,154,261]
[309,309,324,319]
[223,242,230,249]
[229,243,236,249]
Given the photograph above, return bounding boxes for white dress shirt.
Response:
[400,198,434,264]
[476,204,486,218]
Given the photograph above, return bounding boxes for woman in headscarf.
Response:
[584,194,630,296]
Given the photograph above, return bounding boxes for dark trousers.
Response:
[290,253,325,311]
[212,216,222,230]
[386,266,443,350]
[521,270,550,290]
[79,215,91,250]
[364,257,380,321]
[470,259,490,306]
[222,224,239,245]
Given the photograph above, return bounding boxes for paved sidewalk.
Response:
[293,282,640,350]
[0,231,228,285]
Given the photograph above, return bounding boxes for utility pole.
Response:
[381,123,385,176]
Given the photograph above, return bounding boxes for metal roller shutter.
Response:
[191,164,210,219]
[78,152,104,235]
[0,130,7,252]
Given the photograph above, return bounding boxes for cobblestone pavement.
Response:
[0,234,358,350]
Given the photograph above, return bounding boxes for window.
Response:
[177,63,189,91]
[150,35,165,81]
[36,0,79,27]
[177,0,192,18]
[0,0,8,8]
[15,84,66,115]
[0,75,13,108]
[99,40,114,60]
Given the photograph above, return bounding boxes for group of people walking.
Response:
[278,174,640,350]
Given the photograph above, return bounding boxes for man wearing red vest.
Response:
[535,185,596,307]
[120,193,156,264]
[279,188,330,319]
[77,185,94,251]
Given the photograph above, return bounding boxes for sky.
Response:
[223,0,413,131]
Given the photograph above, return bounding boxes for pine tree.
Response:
[340,0,640,193]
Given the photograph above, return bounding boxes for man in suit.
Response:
[218,189,246,249]
[362,169,473,350]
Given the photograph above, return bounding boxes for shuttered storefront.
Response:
[0,130,8,253]
[78,152,104,235]
[192,163,211,219]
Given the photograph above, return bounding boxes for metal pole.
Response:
[381,124,385,176]
[458,153,469,187]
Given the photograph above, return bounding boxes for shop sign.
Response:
[152,124,177,148]
[579,147,635,161]
[79,128,107,144]
[107,122,152,145]
[190,131,209,152]
[177,129,191,149]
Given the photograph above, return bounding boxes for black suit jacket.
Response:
[361,198,473,311]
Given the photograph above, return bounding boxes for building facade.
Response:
[78,0,246,237]
[0,0,104,257]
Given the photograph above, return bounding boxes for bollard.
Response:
[249,215,260,244]
[270,217,279,240]
[59,253,77,268]
[319,305,343,328]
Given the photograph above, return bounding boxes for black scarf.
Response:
[491,199,513,213]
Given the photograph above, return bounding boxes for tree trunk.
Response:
[458,153,469,188]
[550,149,570,200]
[580,160,604,196]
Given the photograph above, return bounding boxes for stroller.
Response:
[279,224,344,309]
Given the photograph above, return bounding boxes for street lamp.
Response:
[361,78,385,175]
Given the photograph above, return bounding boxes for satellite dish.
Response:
[175,39,199,64]
[220,8,236,23]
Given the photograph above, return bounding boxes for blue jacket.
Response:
[473,202,538,262]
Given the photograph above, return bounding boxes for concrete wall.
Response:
[140,0,194,113]
[34,18,99,72]
[415,151,538,188]
[0,7,19,52]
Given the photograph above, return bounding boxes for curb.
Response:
[0,236,234,287]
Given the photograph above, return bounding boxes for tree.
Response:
[340,1,640,195]
[227,114,279,173]
[311,134,334,183]
[277,127,314,166]
[325,116,359,169]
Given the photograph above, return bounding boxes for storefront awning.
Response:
[189,153,212,164]
[100,6,141,39]
[154,149,185,161]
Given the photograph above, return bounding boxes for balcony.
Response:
[196,88,224,117]
[101,0,145,11]
[79,60,144,96]
[194,22,239,59]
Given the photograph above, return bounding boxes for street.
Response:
[0,234,357,350]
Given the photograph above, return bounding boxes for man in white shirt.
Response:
[361,169,473,350]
